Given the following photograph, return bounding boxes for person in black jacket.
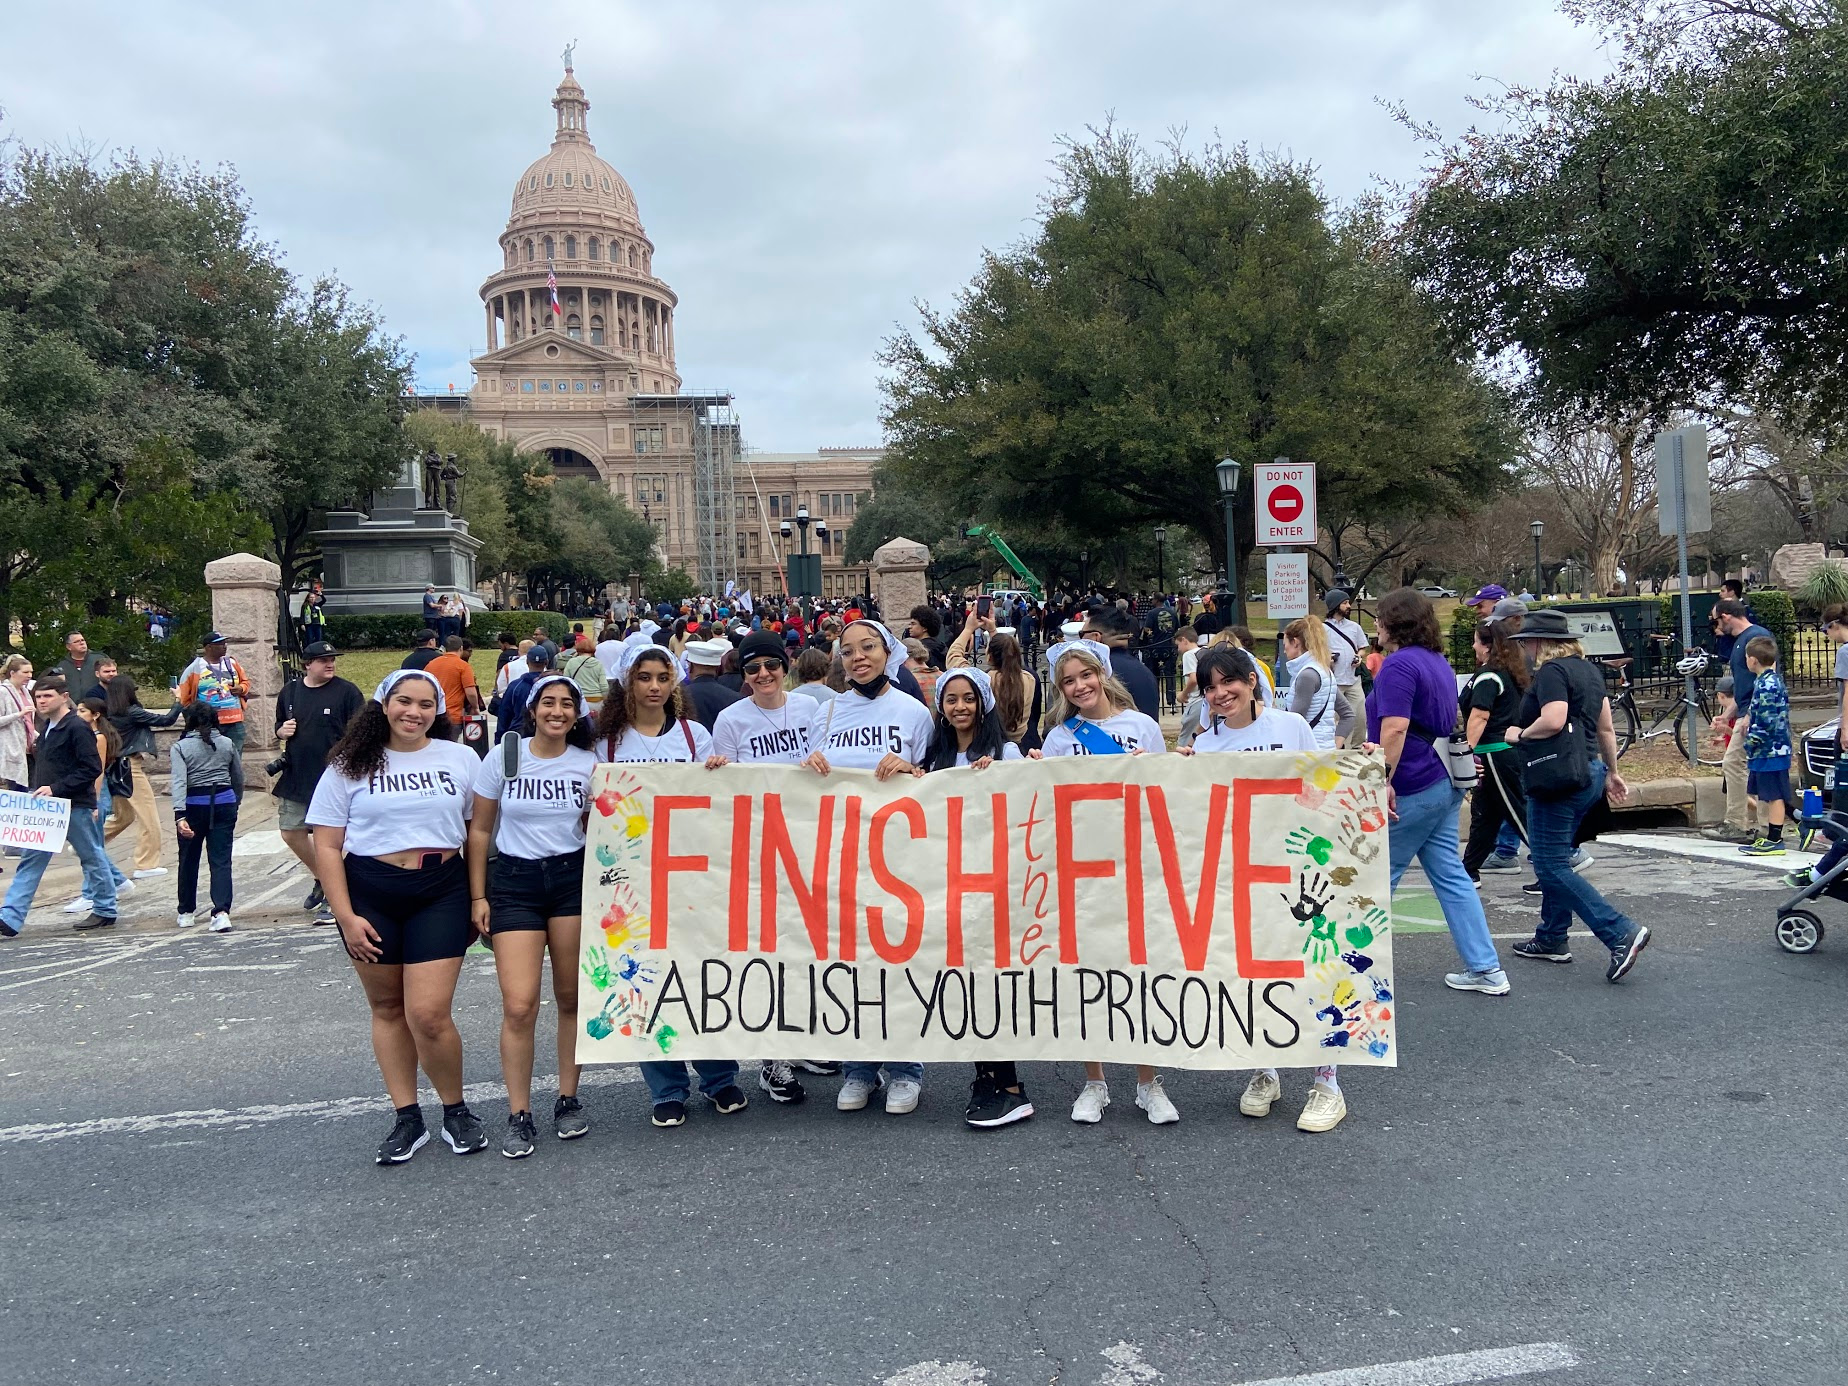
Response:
[103,670,181,878]
[1083,605,1162,721]
[0,677,119,936]
[275,643,365,923]
[682,639,743,729]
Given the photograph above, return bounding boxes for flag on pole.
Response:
[737,588,753,614]
[547,264,561,317]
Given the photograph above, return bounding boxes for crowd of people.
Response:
[2,581,1686,1167]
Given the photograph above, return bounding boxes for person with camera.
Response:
[275,642,364,926]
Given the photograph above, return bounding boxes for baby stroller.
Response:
[1774,812,1848,953]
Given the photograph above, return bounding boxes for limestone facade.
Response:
[203,553,282,751]
[461,62,879,596]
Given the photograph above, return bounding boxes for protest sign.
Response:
[576,750,1397,1070]
[0,790,71,854]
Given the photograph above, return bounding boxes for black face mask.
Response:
[849,673,889,698]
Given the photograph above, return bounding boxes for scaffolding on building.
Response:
[634,390,738,593]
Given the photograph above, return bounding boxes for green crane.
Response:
[964,525,1045,599]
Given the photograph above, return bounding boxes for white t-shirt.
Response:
[1327,617,1366,688]
[306,741,481,856]
[595,716,715,763]
[713,695,817,764]
[1192,706,1318,754]
[594,639,626,679]
[1181,647,1199,682]
[1040,709,1166,757]
[816,686,935,769]
[472,742,595,859]
[952,742,1024,767]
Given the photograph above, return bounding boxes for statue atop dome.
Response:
[561,40,576,72]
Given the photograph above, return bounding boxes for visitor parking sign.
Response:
[1255,460,1317,546]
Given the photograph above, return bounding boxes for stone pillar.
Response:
[204,553,283,753]
[872,537,931,621]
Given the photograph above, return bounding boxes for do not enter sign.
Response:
[1255,461,1317,546]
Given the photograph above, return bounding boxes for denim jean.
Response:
[1529,762,1636,952]
[176,801,238,915]
[92,786,127,889]
[1494,820,1521,858]
[1,804,118,931]
[843,1060,923,1086]
[220,721,247,754]
[641,1059,740,1105]
[1387,779,1500,974]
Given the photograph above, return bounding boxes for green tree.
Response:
[1400,0,1848,429]
[526,476,654,609]
[402,410,516,590]
[879,128,1515,583]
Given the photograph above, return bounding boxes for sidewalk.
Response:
[3,790,321,939]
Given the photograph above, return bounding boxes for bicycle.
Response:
[1600,638,1722,766]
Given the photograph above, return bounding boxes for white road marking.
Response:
[0,934,189,993]
[235,866,310,914]
[1231,1341,1578,1386]
[881,1364,990,1386]
[1098,1341,1163,1384]
[181,963,300,973]
[0,1065,643,1144]
[231,829,287,858]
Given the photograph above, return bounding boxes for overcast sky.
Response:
[3,2,1606,451]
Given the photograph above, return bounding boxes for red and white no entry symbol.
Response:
[1268,485,1304,523]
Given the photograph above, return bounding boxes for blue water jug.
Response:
[1803,785,1824,821]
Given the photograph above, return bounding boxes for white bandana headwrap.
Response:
[843,619,908,681]
[521,673,590,723]
[372,669,446,716]
[1045,639,1114,677]
[933,667,995,714]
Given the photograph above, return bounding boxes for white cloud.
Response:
[3,0,1606,448]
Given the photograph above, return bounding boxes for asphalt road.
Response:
[1,843,1842,1386]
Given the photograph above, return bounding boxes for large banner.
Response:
[576,750,1397,1070]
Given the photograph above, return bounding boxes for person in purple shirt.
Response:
[1366,589,1509,996]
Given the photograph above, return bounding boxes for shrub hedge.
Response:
[324,609,572,650]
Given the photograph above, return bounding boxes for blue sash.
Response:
[1064,717,1127,755]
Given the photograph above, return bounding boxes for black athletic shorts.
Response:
[488,848,586,933]
[342,853,472,965]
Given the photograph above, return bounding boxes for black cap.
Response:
[302,641,338,659]
[526,646,552,666]
[738,631,789,668]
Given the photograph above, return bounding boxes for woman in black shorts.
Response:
[467,675,597,1158]
[309,670,490,1164]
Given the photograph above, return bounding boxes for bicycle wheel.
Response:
[1675,705,1724,767]
[1614,699,1640,759]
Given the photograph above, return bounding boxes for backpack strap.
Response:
[680,717,697,759]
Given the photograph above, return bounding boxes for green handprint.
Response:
[595,842,618,867]
[582,944,613,989]
[585,1013,614,1040]
[1285,828,1334,866]
[654,1023,678,1054]
[1302,913,1339,964]
[1345,906,1389,950]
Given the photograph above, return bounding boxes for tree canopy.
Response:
[1400,0,1848,431]
[876,128,1517,586]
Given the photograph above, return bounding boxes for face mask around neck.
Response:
[849,674,889,699]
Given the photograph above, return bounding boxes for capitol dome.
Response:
[501,69,647,241]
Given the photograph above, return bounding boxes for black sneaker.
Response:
[652,1100,688,1128]
[793,1059,841,1075]
[1511,938,1572,964]
[376,1110,429,1165]
[965,1079,1035,1129]
[758,1059,807,1104]
[73,913,116,932]
[1606,925,1651,983]
[0,921,19,939]
[501,1111,536,1159]
[708,1084,749,1115]
[1520,880,1543,896]
[441,1104,488,1154]
[553,1094,590,1140]
[304,882,326,912]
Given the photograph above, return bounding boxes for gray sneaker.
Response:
[553,1094,589,1140]
[501,1111,536,1159]
[1701,825,1753,844]
[1444,968,1511,996]
[1479,853,1520,872]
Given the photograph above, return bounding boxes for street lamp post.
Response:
[1216,457,1243,625]
[1079,547,1090,593]
[1530,519,1544,597]
[1154,524,1167,595]
[779,504,826,610]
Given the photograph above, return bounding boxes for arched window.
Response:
[590,315,604,346]
[524,239,534,262]
[563,172,573,188]
[544,172,554,188]
[565,235,577,259]
[627,244,637,267]
[566,313,582,340]
[543,236,555,261]
[588,237,600,261]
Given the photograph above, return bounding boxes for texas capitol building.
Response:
[440,59,878,601]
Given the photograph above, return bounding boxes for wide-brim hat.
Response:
[1509,608,1573,640]
[685,638,731,667]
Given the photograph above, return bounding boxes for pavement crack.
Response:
[1098,1094,1227,1332]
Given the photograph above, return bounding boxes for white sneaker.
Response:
[116,879,136,897]
[1136,1077,1180,1125]
[209,912,232,933]
[175,912,197,929]
[1444,968,1512,996]
[1239,1070,1281,1117]
[62,897,93,914]
[836,1077,879,1111]
[132,868,168,880]
[1070,1081,1110,1123]
[1296,1081,1347,1133]
[884,1078,921,1114]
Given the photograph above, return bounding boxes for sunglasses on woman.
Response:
[742,658,783,676]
